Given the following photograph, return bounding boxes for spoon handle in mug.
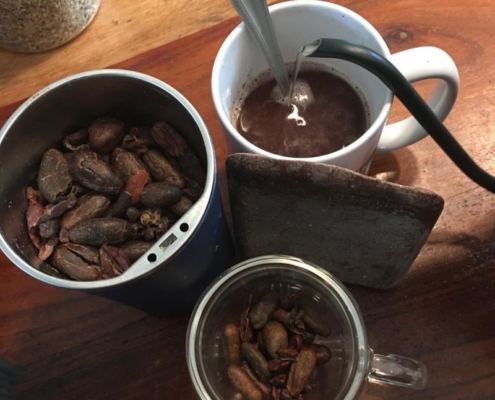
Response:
[307,38,495,193]
[230,0,291,96]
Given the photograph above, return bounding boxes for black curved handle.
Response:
[309,38,495,193]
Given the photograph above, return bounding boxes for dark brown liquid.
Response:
[236,70,368,158]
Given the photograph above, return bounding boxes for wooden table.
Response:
[1,0,495,399]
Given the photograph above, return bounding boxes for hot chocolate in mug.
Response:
[211,0,459,173]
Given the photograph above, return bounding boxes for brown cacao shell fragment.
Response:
[241,342,270,382]
[69,218,130,246]
[37,149,72,203]
[142,149,185,187]
[63,128,89,151]
[222,323,241,365]
[52,245,101,281]
[88,117,126,154]
[69,150,122,195]
[111,147,149,183]
[120,240,152,263]
[262,321,288,359]
[140,182,182,207]
[61,193,111,230]
[227,364,263,400]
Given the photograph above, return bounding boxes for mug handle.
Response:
[378,47,460,152]
[369,351,427,389]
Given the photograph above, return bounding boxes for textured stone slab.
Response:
[226,154,444,289]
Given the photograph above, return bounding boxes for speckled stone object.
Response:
[0,0,101,53]
[227,154,444,289]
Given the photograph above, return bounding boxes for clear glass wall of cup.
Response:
[187,255,426,399]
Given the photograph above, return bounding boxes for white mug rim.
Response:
[211,0,394,163]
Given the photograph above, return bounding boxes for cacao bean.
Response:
[286,347,317,398]
[65,243,100,264]
[37,149,72,203]
[142,149,184,187]
[69,218,130,246]
[262,321,288,359]
[140,182,182,207]
[52,245,101,281]
[111,147,148,183]
[120,240,152,263]
[222,323,241,365]
[300,299,332,337]
[241,342,270,382]
[178,149,206,186]
[250,291,279,330]
[150,121,187,157]
[305,344,331,366]
[88,117,126,154]
[69,149,122,195]
[169,196,193,217]
[61,194,111,230]
[227,365,263,400]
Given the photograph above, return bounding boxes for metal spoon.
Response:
[230,0,291,97]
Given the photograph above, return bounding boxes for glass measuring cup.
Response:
[186,255,426,399]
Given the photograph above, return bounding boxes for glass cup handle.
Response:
[369,351,427,389]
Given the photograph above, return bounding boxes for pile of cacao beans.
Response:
[26,117,204,281]
[222,290,332,400]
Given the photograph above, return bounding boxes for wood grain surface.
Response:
[1,0,495,399]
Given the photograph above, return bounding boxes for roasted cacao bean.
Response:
[169,196,193,217]
[150,121,188,157]
[126,207,141,222]
[120,240,152,263]
[267,359,292,374]
[142,149,184,187]
[241,342,270,382]
[178,149,206,186]
[52,245,101,281]
[222,323,241,365]
[88,117,126,154]
[39,219,60,239]
[69,149,122,195]
[61,193,111,230]
[228,364,263,400]
[305,344,331,366]
[286,347,317,398]
[111,147,149,183]
[263,321,288,359]
[140,182,182,207]
[249,291,279,330]
[37,149,72,203]
[240,295,253,342]
[69,218,130,246]
[300,299,332,337]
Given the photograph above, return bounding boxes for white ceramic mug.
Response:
[211,0,459,172]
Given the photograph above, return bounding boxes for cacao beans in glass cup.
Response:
[186,256,427,399]
[0,69,234,317]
